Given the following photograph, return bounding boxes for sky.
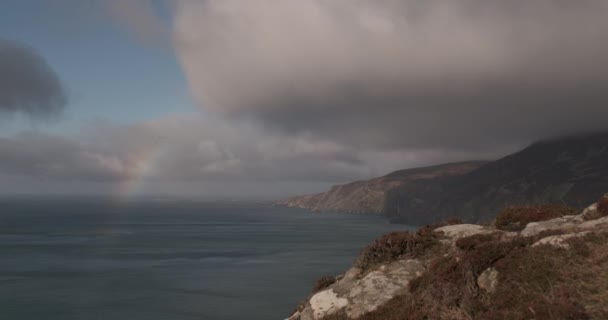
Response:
[1,0,608,198]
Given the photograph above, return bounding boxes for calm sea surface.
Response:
[0,197,409,320]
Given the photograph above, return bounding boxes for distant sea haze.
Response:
[0,197,407,320]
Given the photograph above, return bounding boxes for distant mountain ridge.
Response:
[276,161,488,214]
[277,132,608,225]
[385,132,608,224]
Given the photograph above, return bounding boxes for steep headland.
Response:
[278,132,608,225]
[288,195,608,320]
[276,161,487,214]
[385,132,608,224]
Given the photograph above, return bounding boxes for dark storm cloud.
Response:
[0,39,67,117]
[174,0,608,151]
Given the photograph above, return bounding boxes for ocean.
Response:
[0,197,408,320]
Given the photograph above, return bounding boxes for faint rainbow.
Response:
[113,146,167,201]
[92,146,168,238]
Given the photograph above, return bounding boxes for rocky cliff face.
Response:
[384,132,608,224]
[276,161,487,214]
[288,195,608,320]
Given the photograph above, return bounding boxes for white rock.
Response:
[532,231,590,249]
[477,267,499,293]
[434,224,493,242]
[293,259,425,320]
[345,259,424,318]
[309,289,349,319]
[520,215,584,237]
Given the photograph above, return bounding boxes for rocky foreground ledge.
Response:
[288,194,608,320]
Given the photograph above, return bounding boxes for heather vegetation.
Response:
[306,202,608,320]
[494,205,577,231]
[312,276,337,294]
[355,219,462,271]
[323,232,608,320]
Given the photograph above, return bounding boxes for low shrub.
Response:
[597,195,608,217]
[312,276,337,294]
[495,205,577,231]
[416,217,464,236]
[355,230,440,270]
[455,233,499,251]
[354,219,463,270]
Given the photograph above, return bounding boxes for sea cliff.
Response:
[276,162,486,214]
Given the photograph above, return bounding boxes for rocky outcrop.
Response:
[519,214,584,236]
[290,260,425,320]
[531,231,591,249]
[288,195,608,320]
[520,195,608,237]
[276,161,487,214]
[477,267,499,293]
[434,224,494,243]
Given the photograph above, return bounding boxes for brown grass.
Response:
[495,205,578,231]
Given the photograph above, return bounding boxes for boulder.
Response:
[434,224,493,243]
[520,215,584,237]
[344,260,425,318]
[289,259,424,320]
[477,267,499,293]
[309,289,349,319]
[582,203,600,220]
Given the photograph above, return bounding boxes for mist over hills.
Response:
[279,132,608,225]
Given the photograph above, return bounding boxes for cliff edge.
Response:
[288,194,608,320]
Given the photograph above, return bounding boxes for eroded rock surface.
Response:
[477,267,499,293]
[344,260,424,318]
[309,289,348,319]
[435,224,493,243]
[520,215,584,237]
[289,259,424,320]
[532,231,591,249]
